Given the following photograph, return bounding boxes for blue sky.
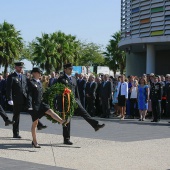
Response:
[0,0,121,70]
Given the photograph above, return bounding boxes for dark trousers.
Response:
[80,95,85,108]
[86,97,96,117]
[152,100,161,121]
[13,104,23,136]
[0,94,6,110]
[95,97,102,116]
[161,99,166,115]
[130,98,138,118]
[0,104,8,122]
[166,100,170,117]
[63,98,98,141]
[101,98,110,117]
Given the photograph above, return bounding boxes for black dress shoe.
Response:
[13,135,22,139]
[151,120,156,122]
[37,125,47,130]
[64,140,73,145]
[5,120,15,126]
[94,123,105,132]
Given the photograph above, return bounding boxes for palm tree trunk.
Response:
[4,63,8,75]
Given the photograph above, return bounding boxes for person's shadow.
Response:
[0,137,81,151]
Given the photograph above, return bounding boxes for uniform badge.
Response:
[155,85,159,90]
[16,78,18,82]
[66,80,68,84]
[35,84,38,87]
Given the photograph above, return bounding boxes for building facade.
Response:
[119,0,170,76]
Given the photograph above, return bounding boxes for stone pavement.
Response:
[0,113,170,170]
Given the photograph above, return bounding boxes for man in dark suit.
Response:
[150,75,163,122]
[95,77,103,117]
[85,75,97,117]
[100,74,113,118]
[56,63,105,145]
[48,71,57,87]
[77,73,86,108]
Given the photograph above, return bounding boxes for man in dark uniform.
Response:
[150,75,163,122]
[0,74,6,109]
[77,73,86,108]
[85,75,97,117]
[6,62,46,138]
[0,73,14,126]
[56,63,105,145]
[165,75,170,118]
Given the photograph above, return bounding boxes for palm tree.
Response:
[52,31,80,69]
[104,31,126,74]
[32,31,81,73]
[32,33,59,74]
[0,21,24,74]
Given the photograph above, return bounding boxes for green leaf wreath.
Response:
[43,83,78,123]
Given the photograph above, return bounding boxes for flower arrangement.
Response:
[43,83,78,123]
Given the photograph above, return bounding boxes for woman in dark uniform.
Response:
[27,68,65,148]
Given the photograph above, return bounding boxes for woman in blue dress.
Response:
[137,77,149,121]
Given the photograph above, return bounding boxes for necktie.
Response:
[37,81,42,87]
[69,77,72,81]
[103,81,106,87]
[18,74,21,80]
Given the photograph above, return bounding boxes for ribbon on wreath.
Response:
[62,88,71,119]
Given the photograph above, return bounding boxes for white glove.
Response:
[28,108,33,110]
[8,100,14,105]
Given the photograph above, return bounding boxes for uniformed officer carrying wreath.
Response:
[55,63,105,145]
[150,75,163,122]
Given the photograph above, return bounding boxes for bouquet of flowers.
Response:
[43,83,78,123]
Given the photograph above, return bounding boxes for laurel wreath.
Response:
[43,83,78,123]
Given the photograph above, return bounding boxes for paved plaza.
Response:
[0,113,170,170]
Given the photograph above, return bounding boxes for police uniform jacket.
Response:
[27,79,43,111]
[165,82,170,101]
[6,72,27,104]
[57,73,80,99]
[150,82,163,101]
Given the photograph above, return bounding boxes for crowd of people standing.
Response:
[1,68,170,123]
[1,61,170,147]
[36,71,170,123]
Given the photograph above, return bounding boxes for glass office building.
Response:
[119,0,170,75]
